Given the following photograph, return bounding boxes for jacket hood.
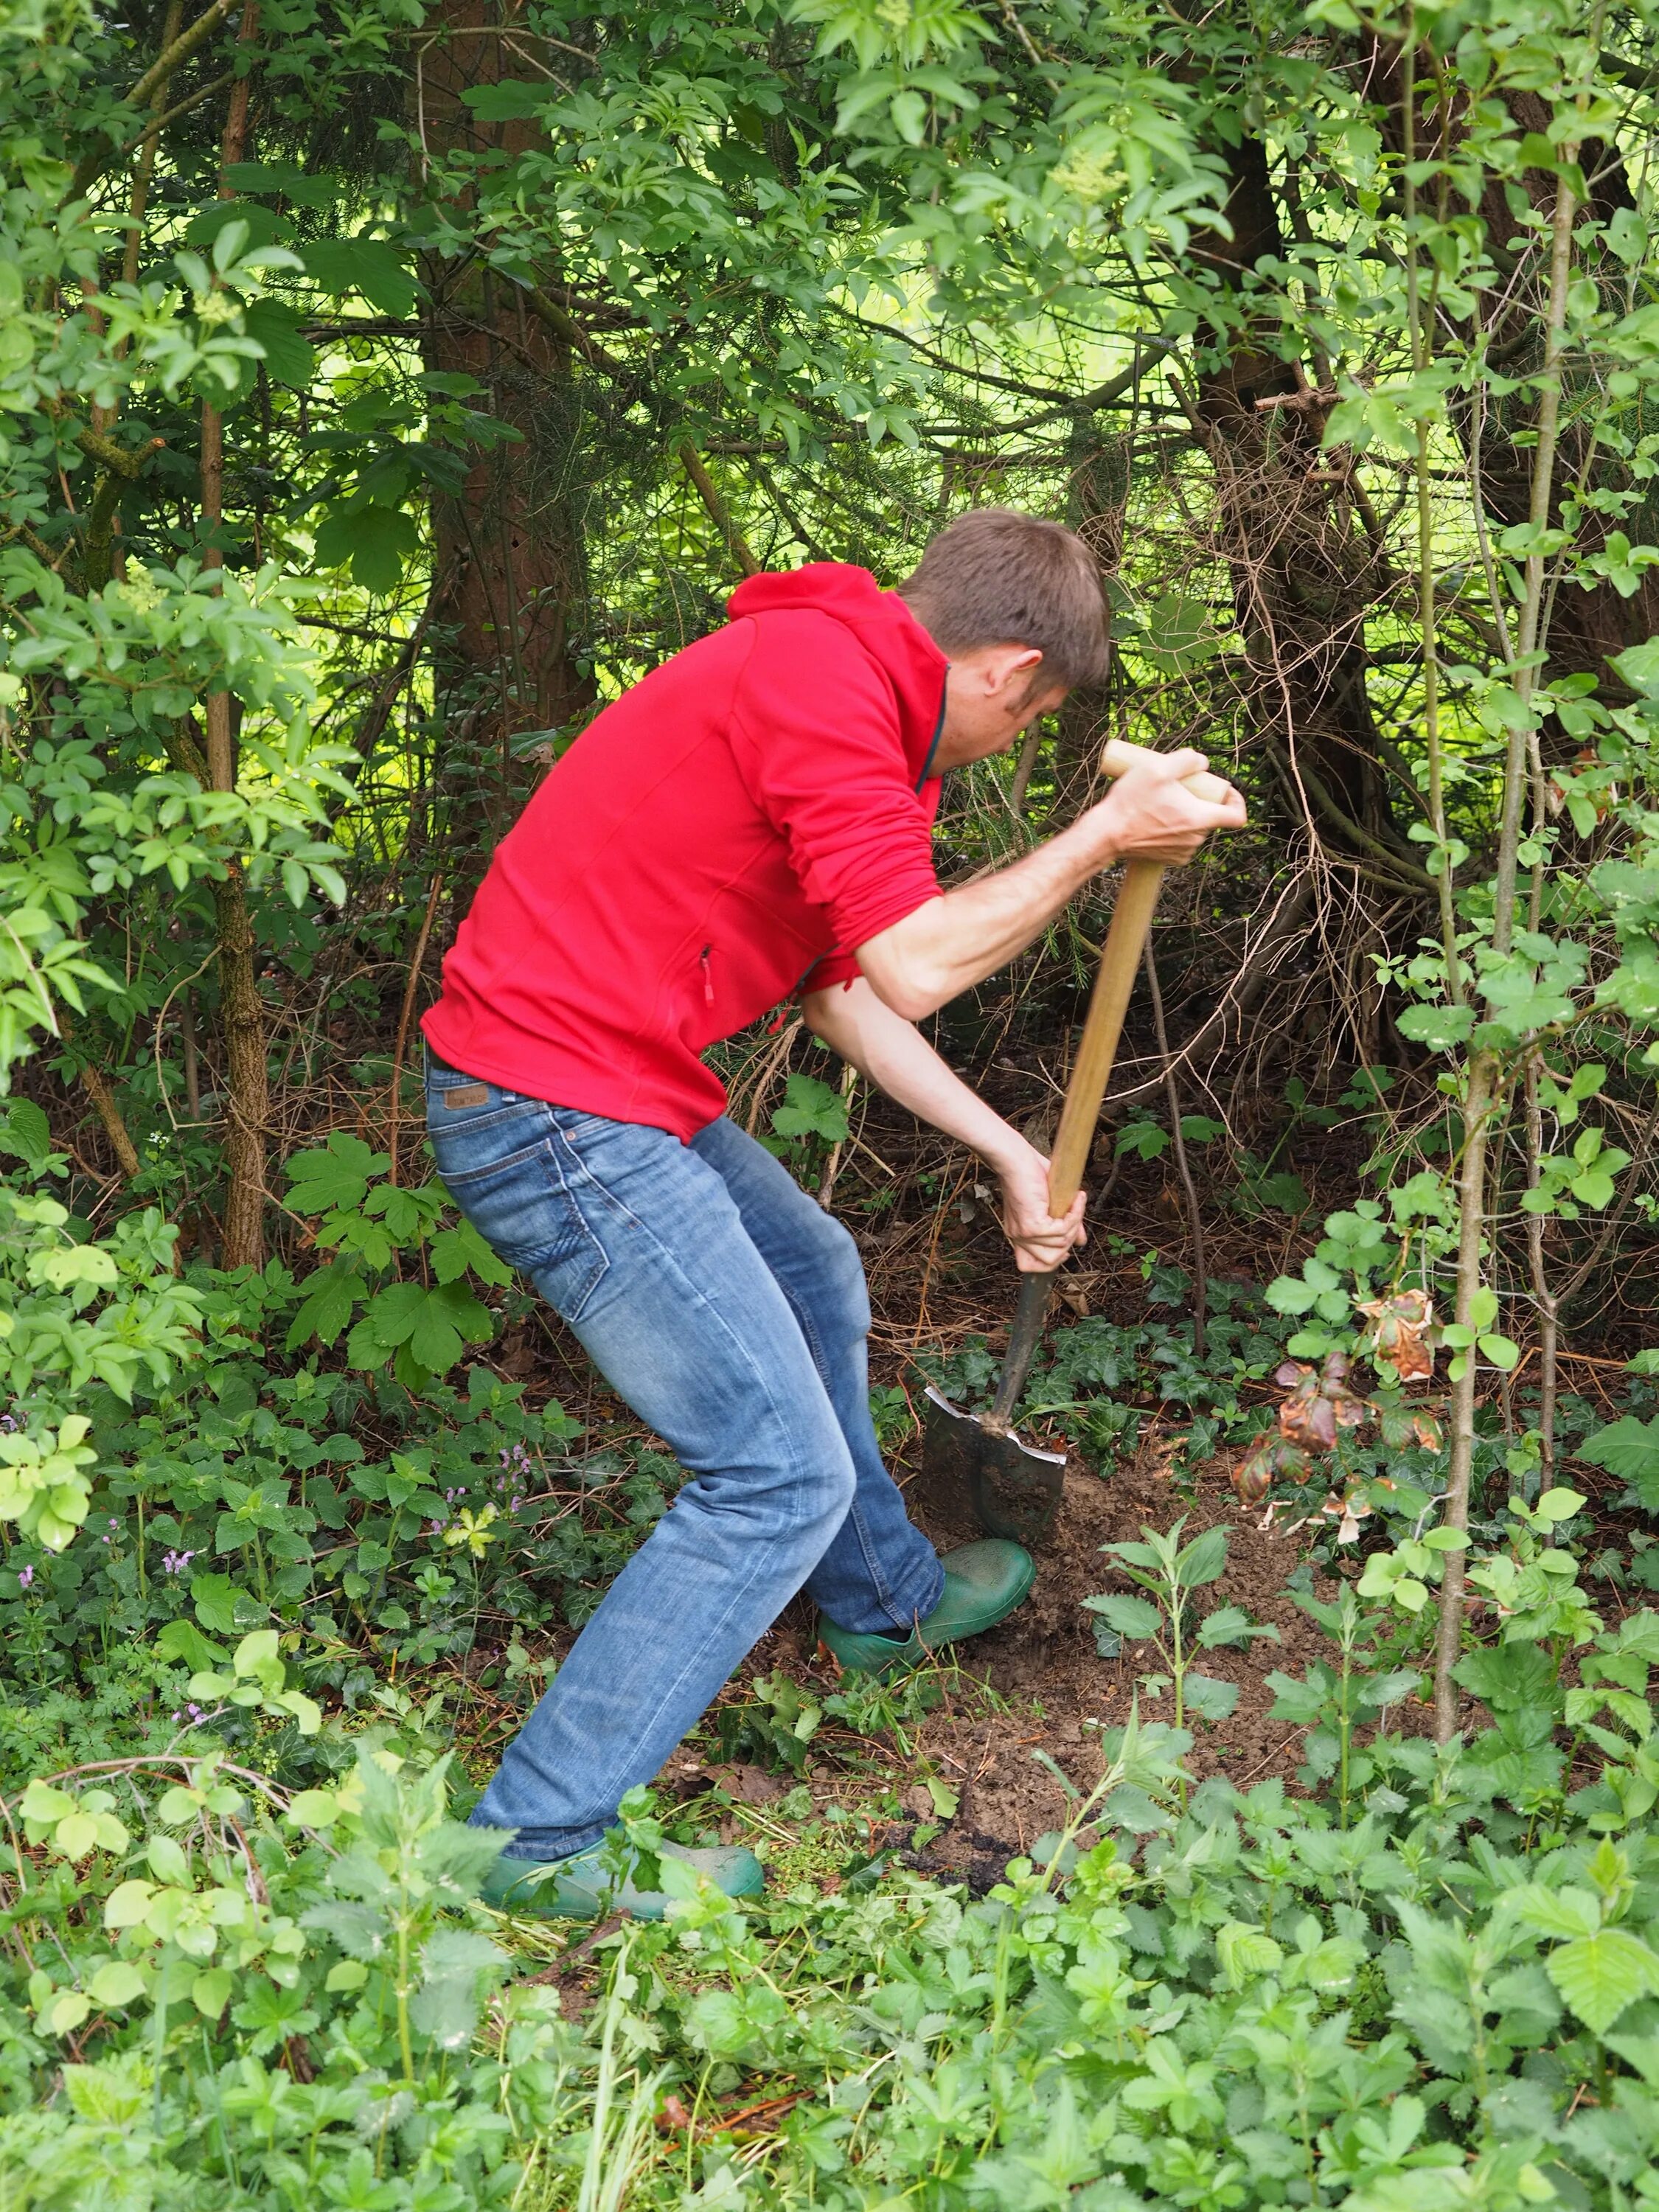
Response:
[728,563,948,783]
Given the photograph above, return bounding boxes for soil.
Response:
[754,1435,1338,1886]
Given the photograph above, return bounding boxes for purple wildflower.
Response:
[17,1565,32,1590]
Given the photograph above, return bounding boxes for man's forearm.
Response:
[801,977,1030,1173]
[853,746,1244,1021]
[855,814,1112,1020]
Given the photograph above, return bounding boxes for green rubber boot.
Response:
[480,1834,764,1921]
[816,1538,1034,1678]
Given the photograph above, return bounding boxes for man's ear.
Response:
[982,644,1044,698]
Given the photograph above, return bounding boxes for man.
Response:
[422,507,1244,1918]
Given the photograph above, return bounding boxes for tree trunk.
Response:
[1189,139,1408,876]
[415,0,594,841]
[212,860,271,1271]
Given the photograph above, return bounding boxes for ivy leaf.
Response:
[1545,1928,1659,2034]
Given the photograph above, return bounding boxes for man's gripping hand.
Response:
[1082,745,1247,869]
[998,1140,1088,1275]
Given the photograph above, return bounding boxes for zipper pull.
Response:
[700,945,714,1005]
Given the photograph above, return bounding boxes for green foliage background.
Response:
[7,0,1659,2199]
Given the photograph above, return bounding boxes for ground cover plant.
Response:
[6,0,1659,2199]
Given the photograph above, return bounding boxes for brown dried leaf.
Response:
[1357,1287,1436,1382]
[1280,1377,1338,1451]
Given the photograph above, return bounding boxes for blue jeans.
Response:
[424,1052,945,1858]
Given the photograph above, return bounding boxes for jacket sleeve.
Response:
[728,613,942,956]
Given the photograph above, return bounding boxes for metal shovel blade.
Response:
[922,1385,1067,1544]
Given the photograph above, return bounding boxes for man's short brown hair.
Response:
[897,507,1110,692]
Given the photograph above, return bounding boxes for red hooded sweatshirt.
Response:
[421,564,949,1139]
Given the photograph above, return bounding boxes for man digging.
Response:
[422,507,1245,1917]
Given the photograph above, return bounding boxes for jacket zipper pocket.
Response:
[700,945,715,1006]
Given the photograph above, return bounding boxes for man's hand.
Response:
[1079,745,1248,869]
[998,1141,1087,1274]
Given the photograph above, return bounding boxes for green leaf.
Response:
[1578,1416,1659,1509]
[189,1571,260,1635]
[0,1099,54,1169]
[153,1619,229,1674]
[285,1133,386,1214]
[429,1218,513,1287]
[1177,1525,1229,1587]
[87,1961,147,2008]
[147,1834,189,1886]
[1216,1919,1284,1986]
[284,1257,363,1353]
[771,1073,849,1144]
[461,80,551,120]
[184,200,293,252]
[1395,1004,1475,1051]
[1136,592,1223,675]
[190,1967,234,2020]
[1082,1592,1162,1640]
[242,297,315,387]
[300,237,418,319]
[1512,1885,1601,1941]
[1265,1669,1328,1725]
[312,503,420,593]
[1183,1670,1239,1721]
[1545,1928,1659,2034]
[1199,1604,1277,1649]
[1610,639,1659,696]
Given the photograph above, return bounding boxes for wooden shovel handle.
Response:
[1047,860,1164,1212]
[1046,740,1238,1214]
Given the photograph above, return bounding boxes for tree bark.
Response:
[414,0,595,837]
[1188,139,1405,870]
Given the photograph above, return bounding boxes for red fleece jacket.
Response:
[421,564,948,1138]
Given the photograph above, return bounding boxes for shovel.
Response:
[922,739,1238,1543]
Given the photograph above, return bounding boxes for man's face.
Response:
[933,645,1068,769]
